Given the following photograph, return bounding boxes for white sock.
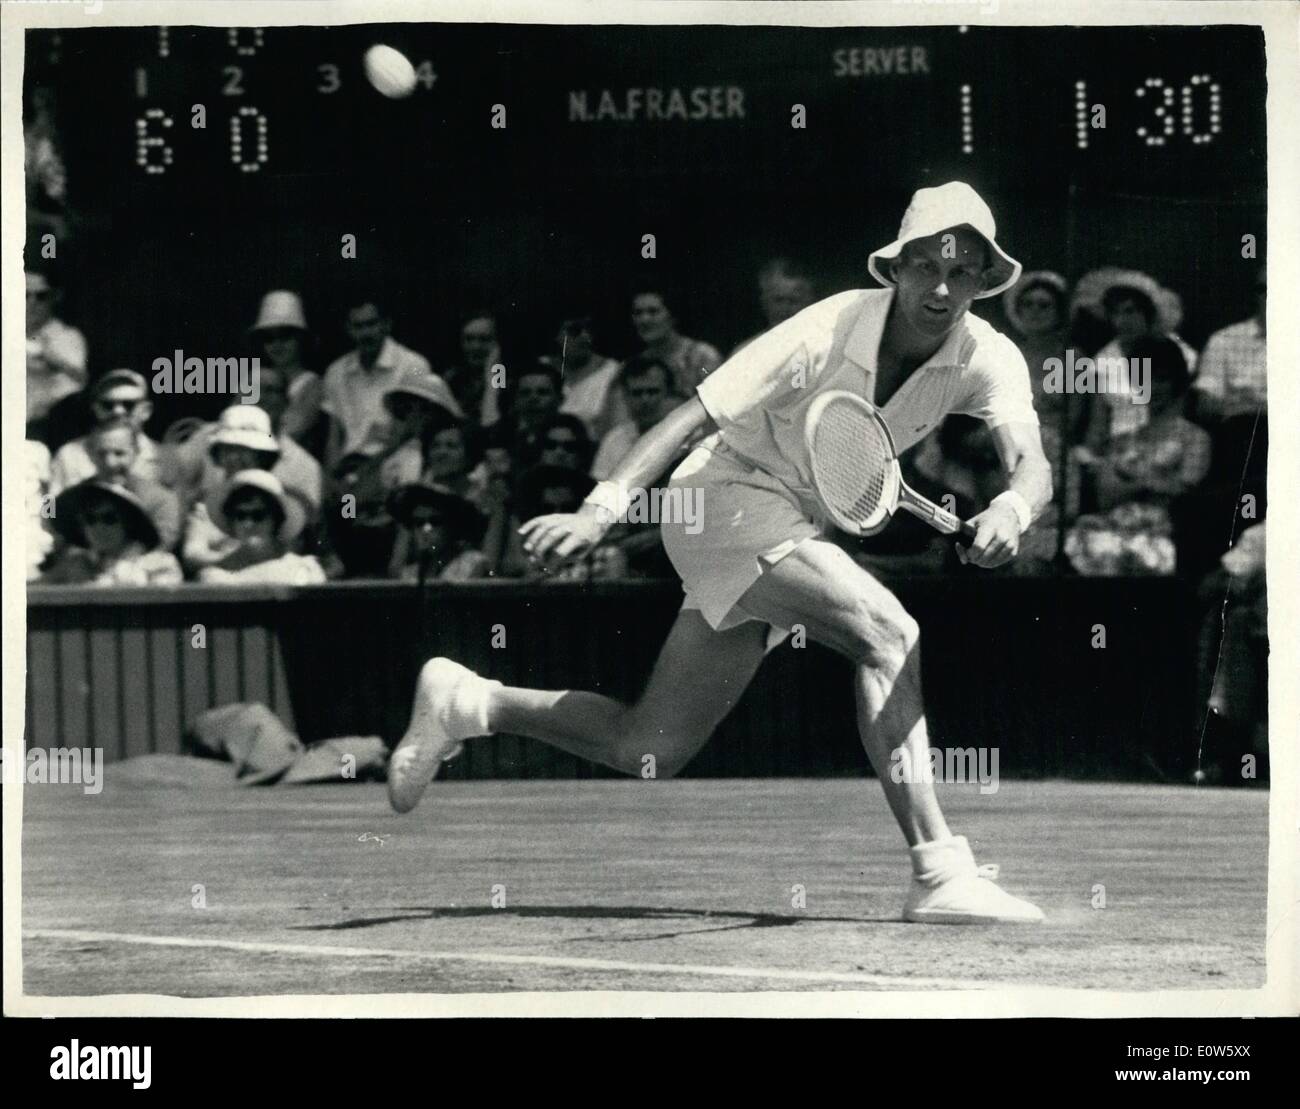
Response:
[446,674,501,739]
[909,835,976,886]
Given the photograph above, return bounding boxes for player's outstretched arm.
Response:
[520,396,715,565]
[960,421,1053,569]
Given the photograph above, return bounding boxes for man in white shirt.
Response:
[49,370,164,495]
[1194,269,1267,422]
[322,299,433,467]
[26,270,88,426]
[391,183,1054,927]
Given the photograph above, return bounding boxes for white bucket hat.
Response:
[1071,267,1184,335]
[208,469,307,545]
[382,371,465,422]
[250,290,309,333]
[868,182,1022,300]
[209,404,281,457]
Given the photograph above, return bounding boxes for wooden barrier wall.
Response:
[25,576,1203,780]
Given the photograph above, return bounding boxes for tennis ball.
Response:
[364,44,417,99]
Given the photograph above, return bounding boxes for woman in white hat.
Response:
[249,290,324,450]
[197,470,324,585]
[1071,269,1198,451]
[180,405,284,572]
[390,183,1053,925]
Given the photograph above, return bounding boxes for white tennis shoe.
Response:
[387,658,497,814]
[903,835,1045,924]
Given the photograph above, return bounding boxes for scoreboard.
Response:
[29,23,1266,207]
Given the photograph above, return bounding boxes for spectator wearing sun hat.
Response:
[249,289,325,450]
[82,422,183,551]
[180,404,320,572]
[377,371,466,490]
[169,383,322,517]
[317,371,465,580]
[1071,268,1198,450]
[386,482,491,583]
[49,369,164,495]
[197,470,325,585]
[39,479,182,587]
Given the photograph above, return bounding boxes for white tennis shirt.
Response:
[694,288,1039,510]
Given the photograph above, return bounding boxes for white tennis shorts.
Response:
[660,444,824,641]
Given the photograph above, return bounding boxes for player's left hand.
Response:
[957,502,1021,569]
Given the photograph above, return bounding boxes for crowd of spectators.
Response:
[26,257,1266,600]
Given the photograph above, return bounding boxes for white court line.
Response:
[25,927,1023,990]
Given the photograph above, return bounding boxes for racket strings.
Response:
[813,404,893,524]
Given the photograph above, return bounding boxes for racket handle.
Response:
[957,520,978,545]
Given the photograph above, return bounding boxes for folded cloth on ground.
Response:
[186,702,303,785]
[282,736,388,784]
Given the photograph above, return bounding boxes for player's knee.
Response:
[843,596,919,675]
[619,722,704,779]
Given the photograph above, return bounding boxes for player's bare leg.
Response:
[387,610,766,811]
[485,611,768,774]
[735,537,1043,923]
[734,540,948,846]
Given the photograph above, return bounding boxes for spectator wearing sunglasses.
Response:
[386,483,491,583]
[537,414,595,474]
[168,379,323,521]
[48,369,163,496]
[39,479,182,587]
[197,471,324,585]
[181,406,289,573]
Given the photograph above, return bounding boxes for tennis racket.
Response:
[805,390,977,542]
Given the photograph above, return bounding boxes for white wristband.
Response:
[991,489,1034,535]
[583,480,631,523]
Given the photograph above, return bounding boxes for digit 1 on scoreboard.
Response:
[136,67,148,98]
[959,84,973,154]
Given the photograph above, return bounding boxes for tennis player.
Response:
[390,182,1054,923]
